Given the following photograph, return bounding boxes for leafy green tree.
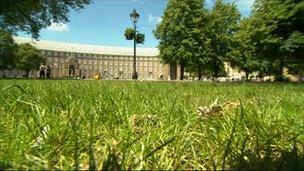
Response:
[154,0,205,80]
[15,43,45,77]
[0,29,17,71]
[205,0,241,79]
[228,18,259,80]
[250,0,304,81]
[0,0,90,38]
[186,7,211,80]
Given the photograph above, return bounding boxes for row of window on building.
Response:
[47,57,162,67]
[41,50,159,61]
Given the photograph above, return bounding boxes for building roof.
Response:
[14,37,159,57]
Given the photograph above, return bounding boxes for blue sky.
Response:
[18,0,254,48]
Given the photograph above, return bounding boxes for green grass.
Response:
[0,80,303,170]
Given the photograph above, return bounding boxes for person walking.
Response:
[46,65,51,79]
[39,63,45,78]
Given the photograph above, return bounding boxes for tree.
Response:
[205,0,241,79]
[186,6,210,80]
[154,0,205,80]
[228,18,259,80]
[0,29,17,71]
[249,0,304,81]
[15,43,46,77]
[0,0,91,39]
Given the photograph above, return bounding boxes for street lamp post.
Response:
[130,9,139,80]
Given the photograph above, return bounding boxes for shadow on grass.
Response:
[228,140,304,170]
[0,160,12,170]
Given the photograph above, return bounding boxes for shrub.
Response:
[124,28,135,40]
[135,33,145,44]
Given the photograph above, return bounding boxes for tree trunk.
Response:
[213,60,219,79]
[245,72,249,81]
[198,66,202,80]
[180,64,184,80]
[26,70,30,78]
[245,68,250,81]
[275,60,285,81]
[0,69,3,78]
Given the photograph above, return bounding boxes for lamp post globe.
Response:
[130,9,139,80]
[130,9,139,23]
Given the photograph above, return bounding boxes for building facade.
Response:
[14,37,172,80]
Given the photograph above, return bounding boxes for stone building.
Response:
[14,37,175,80]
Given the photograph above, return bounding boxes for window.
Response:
[47,51,52,57]
[99,61,103,65]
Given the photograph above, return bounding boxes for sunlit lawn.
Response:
[0,80,303,170]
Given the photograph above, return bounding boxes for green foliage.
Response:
[0,80,303,169]
[205,0,241,78]
[15,43,46,74]
[248,0,304,80]
[154,0,206,79]
[124,28,136,40]
[0,29,17,70]
[228,18,259,80]
[135,33,145,44]
[0,0,91,38]
[155,0,240,79]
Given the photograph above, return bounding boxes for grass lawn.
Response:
[0,80,303,170]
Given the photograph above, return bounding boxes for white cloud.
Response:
[148,14,162,25]
[47,22,69,32]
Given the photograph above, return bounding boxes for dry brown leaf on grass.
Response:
[197,98,240,118]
